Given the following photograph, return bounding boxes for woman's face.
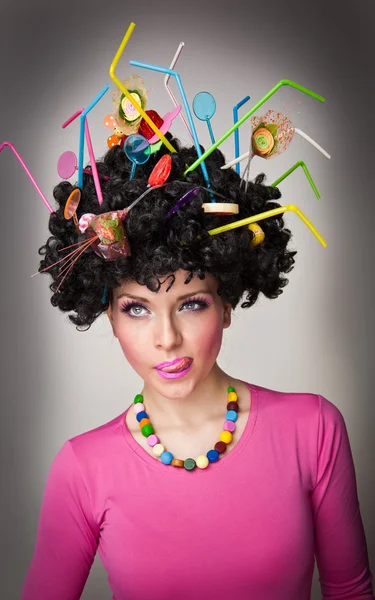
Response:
[106,270,232,397]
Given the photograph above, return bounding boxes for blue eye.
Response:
[119,297,210,319]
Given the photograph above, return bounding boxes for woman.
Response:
[19,133,374,599]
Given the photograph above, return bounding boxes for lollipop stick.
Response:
[207,204,326,247]
[164,42,194,142]
[130,162,137,180]
[129,59,211,190]
[109,22,176,154]
[294,129,331,159]
[271,160,320,199]
[0,141,54,213]
[206,119,215,144]
[233,96,251,175]
[184,80,325,175]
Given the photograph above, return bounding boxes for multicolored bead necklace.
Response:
[133,386,239,471]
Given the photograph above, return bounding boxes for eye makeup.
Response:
[119,295,211,319]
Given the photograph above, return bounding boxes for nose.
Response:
[153,312,183,350]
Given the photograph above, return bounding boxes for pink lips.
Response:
[155,357,192,373]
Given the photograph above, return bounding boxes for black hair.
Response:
[38,135,296,331]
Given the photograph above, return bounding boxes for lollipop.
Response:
[193,92,217,144]
[124,134,151,179]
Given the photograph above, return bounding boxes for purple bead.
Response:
[147,434,159,447]
[224,420,236,432]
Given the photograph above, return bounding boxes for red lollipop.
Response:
[148,154,172,187]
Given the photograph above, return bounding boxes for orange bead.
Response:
[171,459,184,467]
[139,418,151,429]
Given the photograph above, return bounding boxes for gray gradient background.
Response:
[0,0,374,597]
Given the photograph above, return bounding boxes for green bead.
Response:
[184,458,196,471]
[134,394,144,404]
[141,424,154,437]
[227,386,235,393]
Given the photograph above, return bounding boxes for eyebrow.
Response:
[116,289,214,303]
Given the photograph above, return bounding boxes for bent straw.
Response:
[164,42,193,142]
[0,141,54,213]
[129,59,211,190]
[271,160,320,199]
[184,80,325,175]
[294,129,331,159]
[207,204,327,247]
[62,109,104,205]
[78,85,110,190]
[110,22,176,154]
[233,96,251,175]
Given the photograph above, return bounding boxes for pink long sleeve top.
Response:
[21,382,374,599]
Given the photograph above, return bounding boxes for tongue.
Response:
[159,358,191,373]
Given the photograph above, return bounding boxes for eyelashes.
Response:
[119,296,211,319]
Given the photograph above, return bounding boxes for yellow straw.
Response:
[207,204,327,247]
[109,23,176,154]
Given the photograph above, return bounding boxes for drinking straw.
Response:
[129,58,211,191]
[164,42,194,142]
[0,141,54,213]
[207,204,326,247]
[271,160,320,199]
[233,96,251,175]
[294,129,331,159]
[77,85,110,191]
[62,108,104,205]
[184,80,325,175]
[109,22,176,154]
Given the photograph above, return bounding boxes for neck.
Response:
[140,363,235,429]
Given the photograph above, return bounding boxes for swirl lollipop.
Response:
[124,134,151,179]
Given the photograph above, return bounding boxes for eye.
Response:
[120,302,149,318]
[179,298,210,311]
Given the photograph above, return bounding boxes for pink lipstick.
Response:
[155,357,193,379]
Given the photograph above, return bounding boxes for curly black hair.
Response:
[38,135,296,331]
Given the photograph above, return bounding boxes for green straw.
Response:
[184,80,325,176]
[271,160,320,199]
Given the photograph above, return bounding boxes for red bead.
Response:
[148,154,172,187]
[214,441,227,454]
[138,110,164,140]
[227,401,239,412]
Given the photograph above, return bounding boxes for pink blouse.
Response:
[21,382,374,599]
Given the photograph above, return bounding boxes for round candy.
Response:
[172,459,184,468]
[139,418,151,429]
[148,154,172,187]
[184,458,196,471]
[134,394,144,404]
[252,127,274,156]
[58,150,77,179]
[214,441,227,454]
[227,401,239,412]
[136,411,148,422]
[248,223,265,247]
[124,134,151,166]
[220,430,233,444]
[133,403,145,415]
[196,455,209,469]
[153,443,165,457]
[228,391,238,402]
[202,202,239,215]
[207,449,220,463]
[228,386,235,393]
[193,91,216,121]
[224,420,236,432]
[226,410,238,422]
[160,451,173,465]
[141,424,154,437]
[147,434,159,447]
[121,92,142,122]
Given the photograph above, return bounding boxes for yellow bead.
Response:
[220,431,233,444]
[152,443,165,457]
[228,391,238,402]
[196,455,209,469]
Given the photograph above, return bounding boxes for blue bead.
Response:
[160,451,173,465]
[226,410,238,422]
[207,449,219,463]
[136,411,148,422]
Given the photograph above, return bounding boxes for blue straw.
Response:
[233,96,251,175]
[129,59,212,194]
[78,84,110,190]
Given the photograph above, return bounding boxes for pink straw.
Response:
[62,110,104,205]
[0,141,54,213]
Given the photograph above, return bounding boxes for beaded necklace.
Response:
[133,386,239,471]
